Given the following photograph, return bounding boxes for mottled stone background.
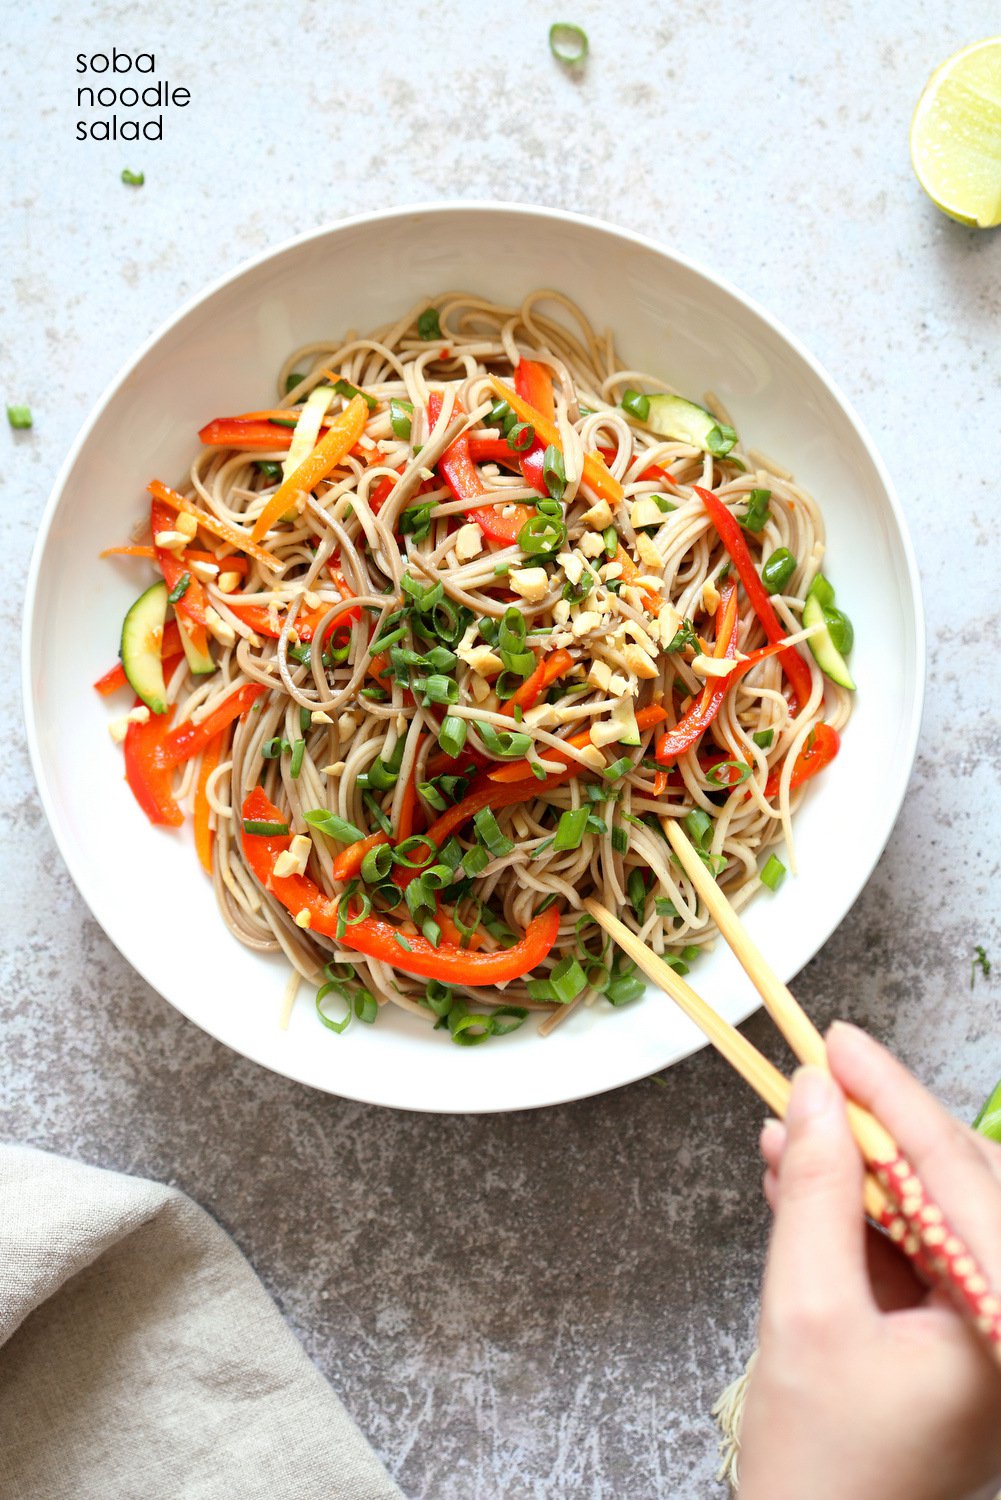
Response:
[3,3,1000,1495]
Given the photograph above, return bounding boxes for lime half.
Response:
[910,37,1001,227]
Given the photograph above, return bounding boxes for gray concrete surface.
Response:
[3,3,1000,1495]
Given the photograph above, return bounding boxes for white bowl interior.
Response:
[24,206,923,1112]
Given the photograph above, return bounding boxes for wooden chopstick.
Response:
[657,818,1001,1365]
[582,898,887,1222]
[662,818,898,1164]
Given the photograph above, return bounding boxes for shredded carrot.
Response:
[99,545,249,575]
[148,480,282,573]
[488,703,668,783]
[194,733,224,873]
[396,750,421,842]
[486,376,623,507]
[612,545,663,616]
[251,395,367,543]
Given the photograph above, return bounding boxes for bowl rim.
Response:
[22,200,926,1111]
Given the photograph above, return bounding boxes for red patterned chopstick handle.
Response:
[871,1151,1001,1359]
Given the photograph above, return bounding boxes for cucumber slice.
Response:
[176,615,216,677]
[803,592,856,691]
[645,394,738,457]
[120,582,170,713]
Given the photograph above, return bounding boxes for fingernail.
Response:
[760,1117,785,1152]
[787,1065,837,1124]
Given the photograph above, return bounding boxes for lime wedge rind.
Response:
[910,37,1001,228]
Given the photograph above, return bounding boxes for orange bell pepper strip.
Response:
[654,580,740,765]
[100,544,249,576]
[765,722,840,798]
[149,480,282,573]
[194,733,224,873]
[250,394,368,543]
[609,543,664,617]
[500,648,575,718]
[162,683,265,765]
[486,376,623,508]
[487,703,669,784]
[240,787,561,985]
[152,497,210,640]
[199,418,297,449]
[694,485,813,713]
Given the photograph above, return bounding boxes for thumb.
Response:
[760,1066,871,1327]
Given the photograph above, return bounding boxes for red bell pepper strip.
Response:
[427,392,535,544]
[486,377,624,507]
[515,359,556,420]
[199,418,297,450]
[467,435,550,498]
[240,788,561,985]
[162,683,265,765]
[225,599,359,643]
[694,485,813,713]
[435,898,486,951]
[655,581,740,765]
[500,648,575,717]
[124,708,183,827]
[765,722,840,798]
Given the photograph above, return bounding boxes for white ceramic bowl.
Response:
[23,204,924,1113]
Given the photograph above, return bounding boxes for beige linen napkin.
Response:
[0,1145,404,1500]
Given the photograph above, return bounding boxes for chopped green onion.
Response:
[362,791,392,835]
[269,416,299,428]
[256,460,282,479]
[654,897,678,918]
[823,604,854,656]
[683,808,713,851]
[807,574,835,607]
[620,388,650,422]
[653,494,676,513]
[760,854,786,891]
[361,843,394,883]
[424,979,454,1016]
[627,868,647,921]
[518,512,566,555]
[417,780,447,812]
[762,547,796,595]
[507,421,535,453]
[527,954,587,1004]
[705,759,751,788]
[166,572,190,604]
[740,488,772,533]
[304,809,364,842]
[449,1011,494,1046]
[399,502,434,541]
[553,807,590,852]
[315,982,352,1033]
[752,728,774,750]
[290,738,305,778]
[489,1005,528,1036]
[603,757,633,781]
[330,377,376,411]
[463,845,489,877]
[666,619,698,654]
[242,818,289,837]
[548,21,589,64]
[438,716,468,758]
[394,933,413,951]
[602,526,618,556]
[476,723,532,758]
[299,707,312,734]
[121,168,144,186]
[392,835,437,869]
[485,399,514,428]
[417,307,442,341]
[473,806,514,859]
[390,398,414,439]
[6,404,32,429]
[261,736,291,760]
[354,990,378,1024]
[285,372,306,394]
[604,970,645,1006]
[706,422,738,457]
[541,444,567,502]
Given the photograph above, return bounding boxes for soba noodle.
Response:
[116,289,852,1040]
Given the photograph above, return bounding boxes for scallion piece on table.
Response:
[548,21,589,64]
[6,404,32,429]
[121,168,144,186]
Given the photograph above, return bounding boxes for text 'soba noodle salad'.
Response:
[96,290,856,1045]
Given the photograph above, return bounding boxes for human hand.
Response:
[738,1021,1001,1500]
